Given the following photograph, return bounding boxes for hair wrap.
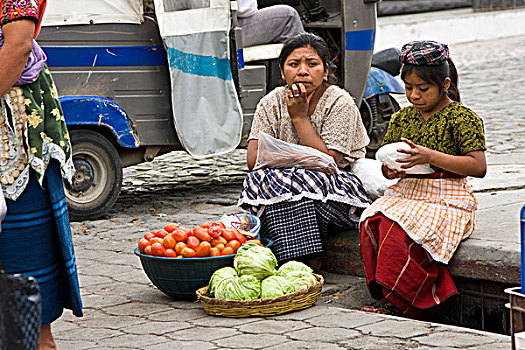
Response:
[399,41,450,66]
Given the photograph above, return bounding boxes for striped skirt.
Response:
[238,167,372,261]
[0,160,82,325]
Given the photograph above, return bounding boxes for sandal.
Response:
[361,299,401,316]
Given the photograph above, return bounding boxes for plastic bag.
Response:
[254,132,339,174]
[351,158,398,200]
[375,142,435,175]
[0,187,6,232]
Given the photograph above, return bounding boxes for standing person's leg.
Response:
[238,5,304,47]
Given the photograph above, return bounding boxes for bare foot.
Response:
[39,324,59,350]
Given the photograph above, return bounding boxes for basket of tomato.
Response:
[134,213,270,299]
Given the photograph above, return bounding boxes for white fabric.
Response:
[0,186,6,232]
[42,0,143,26]
[154,0,230,36]
[153,0,243,157]
[375,142,435,174]
[237,0,258,17]
[351,158,398,200]
[243,43,283,62]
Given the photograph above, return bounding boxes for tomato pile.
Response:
[137,221,262,258]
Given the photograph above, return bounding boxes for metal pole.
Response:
[521,203,525,293]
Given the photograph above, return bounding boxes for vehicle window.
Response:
[164,0,210,11]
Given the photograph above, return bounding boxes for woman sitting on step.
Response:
[238,33,371,269]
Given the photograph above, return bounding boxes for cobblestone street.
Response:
[56,35,525,348]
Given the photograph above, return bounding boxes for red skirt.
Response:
[360,213,458,318]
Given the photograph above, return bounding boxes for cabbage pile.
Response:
[208,244,318,300]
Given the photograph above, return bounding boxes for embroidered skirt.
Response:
[360,213,458,317]
[0,160,82,325]
[238,167,372,261]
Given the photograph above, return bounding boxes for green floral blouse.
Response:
[382,102,486,171]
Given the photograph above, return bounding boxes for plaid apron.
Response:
[360,177,477,264]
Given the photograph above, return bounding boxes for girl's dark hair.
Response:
[278,32,337,84]
[400,57,461,102]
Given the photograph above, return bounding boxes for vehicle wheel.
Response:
[65,129,122,221]
[360,95,400,158]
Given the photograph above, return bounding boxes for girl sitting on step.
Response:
[359,40,487,319]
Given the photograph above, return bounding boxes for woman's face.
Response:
[403,71,451,117]
[281,46,328,95]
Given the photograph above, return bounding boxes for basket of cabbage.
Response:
[196,243,324,317]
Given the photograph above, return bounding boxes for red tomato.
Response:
[187,236,200,250]
[226,240,241,253]
[234,230,246,244]
[246,239,264,247]
[199,222,215,229]
[164,249,177,258]
[196,241,212,257]
[180,227,191,234]
[143,232,155,241]
[210,247,221,257]
[221,229,237,242]
[164,223,179,233]
[163,235,176,250]
[152,229,168,239]
[221,246,234,256]
[151,243,166,257]
[215,243,225,252]
[149,237,164,245]
[181,247,197,258]
[215,221,226,228]
[172,229,189,243]
[193,227,211,242]
[211,237,227,247]
[175,242,187,255]
[144,245,153,255]
[138,238,151,253]
[208,226,222,238]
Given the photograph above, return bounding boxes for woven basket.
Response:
[196,273,324,317]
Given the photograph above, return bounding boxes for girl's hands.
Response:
[285,83,309,121]
[396,138,433,170]
[382,163,406,179]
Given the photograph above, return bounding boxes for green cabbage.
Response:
[215,275,261,300]
[208,267,238,297]
[260,275,295,298]
[234,244,277,280]
[283,271,318,292]
[276,261,313,277]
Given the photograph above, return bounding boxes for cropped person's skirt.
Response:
[0,160,82,325]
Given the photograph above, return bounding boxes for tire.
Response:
[65,129,123,221]
[360,94,401,158]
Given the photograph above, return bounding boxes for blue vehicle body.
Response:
[364,67,404,100]
[59,96,140,148]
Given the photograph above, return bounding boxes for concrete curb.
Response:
[375,7,525,51]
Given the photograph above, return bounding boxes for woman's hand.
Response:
[285,83,309,122]
[382,163,406,179]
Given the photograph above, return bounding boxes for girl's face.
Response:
[403,71,451,118]
[281,46,328,95]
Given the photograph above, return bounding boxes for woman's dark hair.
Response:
[400,57,461,102]
[278,32,337,84]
